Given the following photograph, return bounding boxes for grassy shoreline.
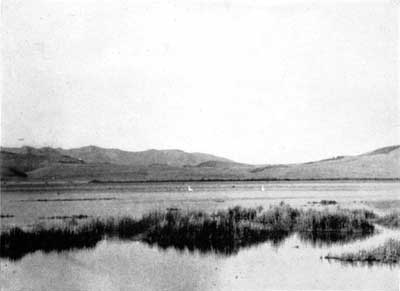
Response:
[0,204,376,260]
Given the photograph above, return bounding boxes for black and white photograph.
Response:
[1,0,399,290]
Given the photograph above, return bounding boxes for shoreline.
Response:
[2,177,400,187]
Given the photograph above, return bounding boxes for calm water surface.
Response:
[1,227,399,291]
[1,181,399,290]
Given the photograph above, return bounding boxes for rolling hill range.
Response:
[2,146,232,167]
[0,148,83,178]
[62,146,234,166]
[249,145,400,180]
[1,145,399,181]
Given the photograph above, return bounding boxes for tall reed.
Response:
[1,204,376,260]
[325,239,400,264]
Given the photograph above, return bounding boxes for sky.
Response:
[1,0,399,164]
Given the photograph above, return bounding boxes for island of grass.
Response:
[0,203,377,260]
[374,212,400,229]
[325,239,400,264]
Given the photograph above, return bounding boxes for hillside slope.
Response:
[2,146,232,167]
[1,145,399,181]
[0,146,235,180]
[251,145,400,180]
[61,146,232,166]
[0,148,83,178]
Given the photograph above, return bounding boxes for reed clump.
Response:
[325,239,400,264]
[0,204,376,260]
[375,212,400,229]
[143,206,288,254]
[295,208,375,233]
[319,200,337,205]
[0,217,148,260]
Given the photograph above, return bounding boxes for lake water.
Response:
[1,181,400,290]
[2,181,400,227]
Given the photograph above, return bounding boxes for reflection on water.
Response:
[143,230,288,256]
[0,226,374,261]
[325,257,398,268]
[1,232,102,261]
[1,228,399,291]
[298,230,375,247]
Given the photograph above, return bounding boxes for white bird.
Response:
[188,186,193,192]
[261,185,265,191]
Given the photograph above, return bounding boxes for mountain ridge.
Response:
[1,145,399,181]
[2,145,232,167]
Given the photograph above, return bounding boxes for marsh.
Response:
[1,181,399,290]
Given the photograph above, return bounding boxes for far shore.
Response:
[1,178,399,187]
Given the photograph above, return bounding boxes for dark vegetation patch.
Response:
[18,197,117,202]
[320,200,338,205]
[89,179,103,183]
[325,239,400,264]
[308,200,338,205]
[4,167,28,178]
[39,215,90,220]
[0,204,376,261]
[0,214,14,218]
[249,165,289,173]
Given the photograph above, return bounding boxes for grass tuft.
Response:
[319,200,337,205]
[375,212,400,229]
[325,239,400,264]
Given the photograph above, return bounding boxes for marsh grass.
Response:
[0,204,376,260]
[0,217,149,260]
[18,197,117,202]
[320,200,337,205]
[308,200,337,205]
[375,212,400,229]
[0,214,14,218]
[325,239,400,264]
[39,214,90,220]
[143,206,289,254]
[294,208,375,233]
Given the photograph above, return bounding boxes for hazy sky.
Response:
[1,0,399,164]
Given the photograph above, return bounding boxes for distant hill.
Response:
[1,145,399,181]
[58,146,233,166]
[0,147,83,178]
[250,145,400,180]
[0,146,233,179]
[362,145,400,156]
